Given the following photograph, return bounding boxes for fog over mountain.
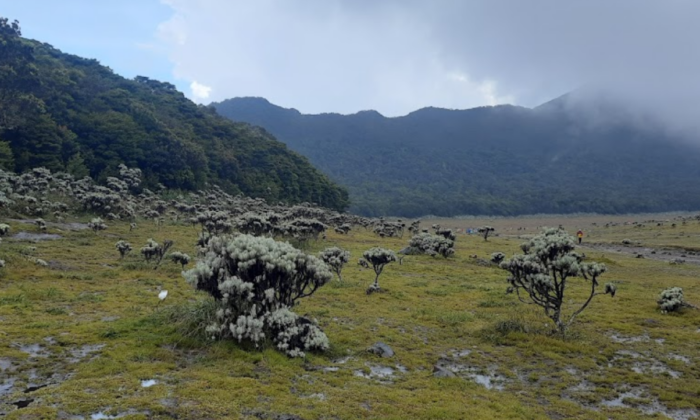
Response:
[157,0,700,137]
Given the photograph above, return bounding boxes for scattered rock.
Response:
[368,342,394,358]
[433,365,456,378]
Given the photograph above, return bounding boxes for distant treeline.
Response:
[214,97,700,217]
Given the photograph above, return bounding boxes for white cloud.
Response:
[153,0,700,126]
[154,0,511,115]
[190,80,212,100]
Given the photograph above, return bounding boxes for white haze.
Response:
[156,0,700,135]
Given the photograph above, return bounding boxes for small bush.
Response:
[658,287,696,313]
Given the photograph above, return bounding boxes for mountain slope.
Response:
[213,96,700,217]
[0,19,348,211]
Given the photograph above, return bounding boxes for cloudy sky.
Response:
[2,1,700,118]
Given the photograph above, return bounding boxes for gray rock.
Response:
[433,365,456,378]
[368,342,394,358]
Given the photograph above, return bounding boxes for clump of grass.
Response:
[478,298,508,308]
[157,295,222,341]
[437,311,474,326]
[45,307,67,315]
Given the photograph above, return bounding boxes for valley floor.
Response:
[1,214,699,419]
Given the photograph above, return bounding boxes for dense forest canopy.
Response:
[0,17,349,211]
[214,96,700,217]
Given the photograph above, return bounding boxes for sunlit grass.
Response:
[0,215,699,419]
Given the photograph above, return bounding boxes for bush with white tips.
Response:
[183,234,332,357]
[115,240,132,259]
[362,247,396,294]
[500,228,615,334]
[658,287,695,313]
[319,247,350,281]
[169,251,191,269]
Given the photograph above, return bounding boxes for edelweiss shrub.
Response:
[115,240,132,259]
[169,251,191,269]
[183,234,332,357]
[500,228,616,334]
[88,217,107,234]
[363,247,397,294]
[490,252,506,264]
[140,238,173,267]
[408,232,455,258]
[658,287,694,313]
[319,247,350,281]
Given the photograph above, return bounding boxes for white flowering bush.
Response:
[183,234,332,357]
[140,238,173,267]
[363,247,397,294]
[88,217,107,234]
[115,240,132,259]
[500,228,616,334]
[658,287,695,313]
[319,247,350,281]
[490,252,506,264]
[169,251,191,269]
[407,232,455,258]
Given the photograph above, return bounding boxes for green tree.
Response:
[0,140,14,170]
[0,17,42,131]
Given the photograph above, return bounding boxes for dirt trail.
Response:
[581,242,700,266]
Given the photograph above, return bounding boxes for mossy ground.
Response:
[1,215,699,419]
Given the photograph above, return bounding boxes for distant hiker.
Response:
[577,230,583,244]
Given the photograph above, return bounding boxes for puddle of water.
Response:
[609,333,649,344]
[601,389,642,407]
[11,232,62,241]
[600,389,698,420]
[0,378,16,396]
[24,384,48,393]
[435,358,506,390]
[631,361,681,378]
[68,344,105,363]
[470,373,504,391]
[18,343,48,358]
[568,380,595,392]
[612,350,681,378]
[354,363,404,380]
[322,366,339,372]
[91,412,121,420]
[668,354,691,364]
[141,379,157,388]
[0,358,12,371]
[12,398,33,408]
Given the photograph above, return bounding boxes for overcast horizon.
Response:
[2,1,700,124]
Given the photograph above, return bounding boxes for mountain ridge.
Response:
[213,94,700,217]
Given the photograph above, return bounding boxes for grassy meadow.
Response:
[1,214,699,419]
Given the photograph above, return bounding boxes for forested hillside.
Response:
[214,96,700,217]
[0,18,348,211]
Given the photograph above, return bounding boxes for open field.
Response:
[1,213,700,419]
